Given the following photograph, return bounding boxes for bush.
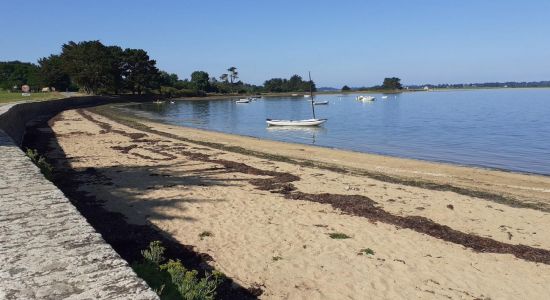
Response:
[26,148,53,180]
[133,241,224,300]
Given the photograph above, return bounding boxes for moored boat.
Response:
[356,95,375,101]
[266,118,327,126]
[314,101,329,105]
[266,72,327,127]
[236,99,250,103]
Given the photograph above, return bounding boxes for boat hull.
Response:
[266,118,327,126]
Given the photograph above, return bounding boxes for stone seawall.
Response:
[0,98,158,299]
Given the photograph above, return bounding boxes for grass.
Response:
[198,231,213,239]
[26,148,53,180]
[272,256,283,261]
[0,90,67,104]
[132,241,225,300]
[358,248,375,256]
[328,232,351,239]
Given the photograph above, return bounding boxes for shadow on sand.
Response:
[22,116,260,299]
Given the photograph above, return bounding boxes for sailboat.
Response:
[266,72,327,127]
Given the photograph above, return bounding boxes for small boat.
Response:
[381,96,388,99]
[266,118,327,126]
[153,100,165,104]
[266,72,327,127]
[236,99,250,103]
[291,93,299,96]
[313,101,329,105]
[356,95,375,101]
[169,100,176,104]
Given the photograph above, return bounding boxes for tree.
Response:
[219,73,228,83]
[38,55,71,91]
[382,77,402,90]
[190,71,210,92]
[227,67,238,84]
[60,40,114,94]
[0,61,41,90]
[121,48,159,95]
[342,85,351,91]
[105,46,125,94]
[159,71,179,87]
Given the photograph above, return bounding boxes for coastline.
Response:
[107,103,550,210]
[34,106,550,299]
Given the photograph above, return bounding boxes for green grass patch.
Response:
[328,232,351,239]
[198,231,213,239]
[358,248,375,256]
[26,148,53,180]
[0,90,66,104]
[132,241,225,300]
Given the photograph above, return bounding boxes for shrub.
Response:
[26,148,53,180]
[132,241,224,300]
[328,232,351,239]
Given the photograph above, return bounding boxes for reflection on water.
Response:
[266,126,327,144]
[127,89,550,175]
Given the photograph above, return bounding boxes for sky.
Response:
[1,0,550,87]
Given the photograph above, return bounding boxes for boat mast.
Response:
[309,71,316,119]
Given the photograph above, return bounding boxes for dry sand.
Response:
[45,108,550,299]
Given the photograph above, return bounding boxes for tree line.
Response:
[0,40,317,96]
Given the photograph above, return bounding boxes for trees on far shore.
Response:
[0,40,319,96]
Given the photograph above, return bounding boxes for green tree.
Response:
[342,85,351,91]
[190,71,210,92]
[0,61,41,90]
[219,73,228,83]
[60,41,115,94]
[121,48,159,95]
[38,55,71,91]
[227,67,238,84]
[382,77,402,90]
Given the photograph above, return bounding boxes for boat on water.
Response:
[381,96,388,99]
[236,99,250,103]
[356,95,375,101]
[266,118,327,126]
[314,101,329,105]
[266,72,327,127]
[153,100,165,104]
[169,100,176,104]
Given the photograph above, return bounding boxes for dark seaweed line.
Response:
[84,107,550,265]
[90,105,550,213]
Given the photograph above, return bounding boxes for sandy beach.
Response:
[39,107,550,299]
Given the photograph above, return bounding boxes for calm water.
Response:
[126,89,550,175]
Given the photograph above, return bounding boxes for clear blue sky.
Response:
[1,0,549,87]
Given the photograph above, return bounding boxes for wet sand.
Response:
[43,108,550,299]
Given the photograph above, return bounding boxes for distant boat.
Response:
[169,100,176,104]
[356,95,375,101]
[381,96,388,99]
[266,118,327,126]
[266,72,327,127]
[291,93,299,96]
[153,100,165,104]
[314,101,329,105]
[236,99,250,103]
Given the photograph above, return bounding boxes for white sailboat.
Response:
[356,95,375,101]
[266,72,327,127]
[236,98,250,103]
